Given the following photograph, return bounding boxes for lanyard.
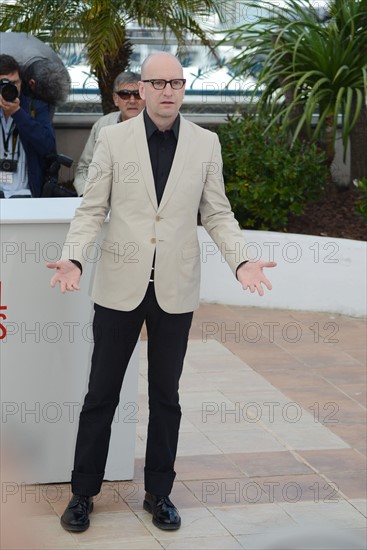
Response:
[0,119,20,160]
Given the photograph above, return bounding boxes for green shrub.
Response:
[353,178,367,223]
[217,114,328,231]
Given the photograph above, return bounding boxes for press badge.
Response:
[0,171,13,184]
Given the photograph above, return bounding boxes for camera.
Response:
[0,158,18,172]
[0,79,19,102]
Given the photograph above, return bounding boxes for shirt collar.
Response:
[143,109,180,140]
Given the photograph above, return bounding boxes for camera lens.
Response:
[1,82,18,102]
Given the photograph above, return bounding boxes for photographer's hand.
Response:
[0,96,20,118]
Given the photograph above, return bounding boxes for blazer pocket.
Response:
[182,244,201,260]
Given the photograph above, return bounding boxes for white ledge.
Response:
[199,227,366,317]
[0,197,82,224]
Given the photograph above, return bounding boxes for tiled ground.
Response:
[1,305,366,549]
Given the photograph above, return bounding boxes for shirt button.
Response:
[151,238,156,244]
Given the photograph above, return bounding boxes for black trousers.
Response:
[71,282,193,497]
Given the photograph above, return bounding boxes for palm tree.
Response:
[0,0,226,113]
[221,0,367,182]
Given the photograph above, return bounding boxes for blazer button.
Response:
[155,215,161,222]
[151,238,156,244]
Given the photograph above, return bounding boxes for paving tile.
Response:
[179,372,220,391]
[179,391,237,412]
[350,499,367,517]
[335,384,366,406]
[277,347,362,368]
[184,402,288,433]
[328,424,367,453]
[0,482,56,518]
[113,480,145,511]
[342,348,367,363]
[197,370,278,392]
[186,338,235,356]
[318,365,367,385]
[297,449,367,473]
[21,515,79,549]
[184,478,273,507]
[263,372,333,391]
[323,470,367,500]
[185,354,252,373]
[227,451,312,477]
[210,502,297,536]
[175,453,244,481]
[203,428,286,454]
[236,525,367,550]
[177,431,223,456]
[279,499,367,529]
[78,540,162,550]
[264,423,349,451]
[162,535,243,549]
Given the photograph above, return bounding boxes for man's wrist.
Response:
[236,260,248,279]
[69,259,82,275]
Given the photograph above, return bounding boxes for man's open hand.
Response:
[47,260,81,293]
[237,261,277,296]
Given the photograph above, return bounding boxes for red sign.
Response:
[0,281,8,340]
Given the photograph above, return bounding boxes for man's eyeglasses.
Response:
[114,89,141,100]
[141,79,186,90]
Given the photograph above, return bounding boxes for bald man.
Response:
[49,52,276,532]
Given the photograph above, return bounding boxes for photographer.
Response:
[0,54,56,198]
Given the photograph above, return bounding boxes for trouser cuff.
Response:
[71,470,104,497]
[144,468,176,496]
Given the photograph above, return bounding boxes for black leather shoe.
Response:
[60,494,93,532]
[143,492,181,530]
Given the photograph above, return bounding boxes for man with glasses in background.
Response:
[49,52,276,533]
[73,71,144,196]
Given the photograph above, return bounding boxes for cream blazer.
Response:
[61,111,248,313]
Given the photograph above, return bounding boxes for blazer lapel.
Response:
[133,112,158,210]
[157,114,190,212]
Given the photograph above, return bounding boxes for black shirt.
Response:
[143,109,180,205]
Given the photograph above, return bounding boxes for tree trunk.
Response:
[324,114,335,167]
[93,39,133,114]
[349,97,367,183]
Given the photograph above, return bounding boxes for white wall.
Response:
[198,227,366,317]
